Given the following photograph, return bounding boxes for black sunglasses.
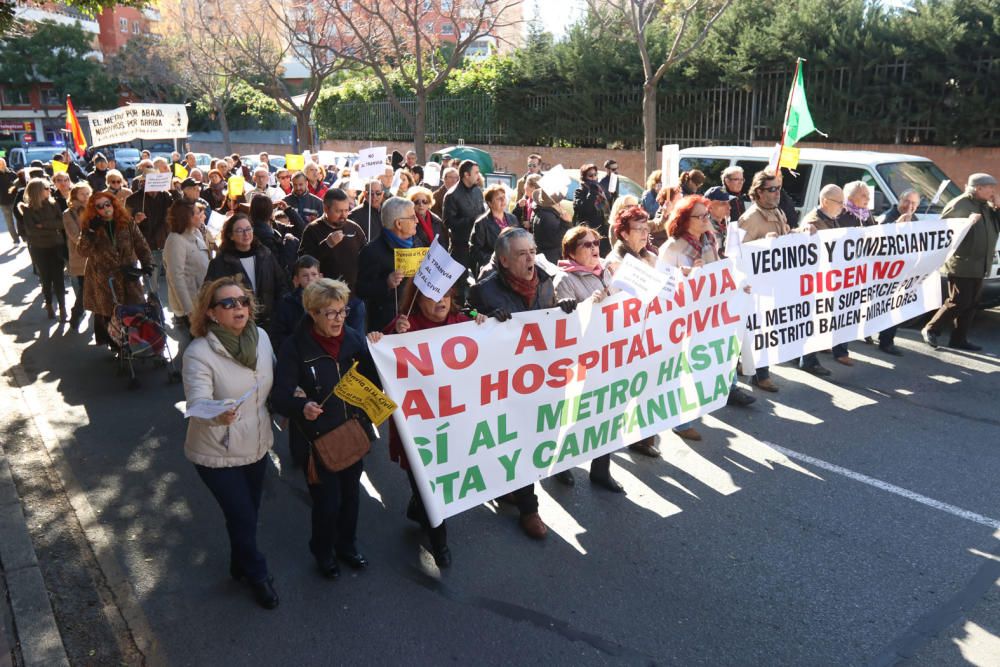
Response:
[761,185,782,193]
[211,296,251,309]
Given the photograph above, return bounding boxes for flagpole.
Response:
[779,58,805,154]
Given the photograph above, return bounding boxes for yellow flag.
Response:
[174,163,189,179]
[394,247,429,277]
[51,160,68,174]
[779,145,800,170]
[285,154,305,171]
[334,361,397,426]
[227,175,245,198]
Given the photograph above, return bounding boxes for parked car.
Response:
[107,147,142,178]
[7,145,80,171]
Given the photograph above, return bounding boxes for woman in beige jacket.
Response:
[62,182,92,330]
[163,200,211,331]
[182,276,278,610]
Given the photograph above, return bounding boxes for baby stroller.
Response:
[108,268,181,390]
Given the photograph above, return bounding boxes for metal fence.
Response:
[317,59,1000,148]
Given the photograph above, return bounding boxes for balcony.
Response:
[14,4,100,33]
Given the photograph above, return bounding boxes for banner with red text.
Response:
[737,220,972,368]
[369,261,751,526]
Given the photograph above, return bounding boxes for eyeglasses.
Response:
[691,212,712,220]
[725,176,745,182]
[320,306,351,320]
[527,162,539,169]
[95,201,114,210]
[585,172,597,179]
[824,198,845,205]
[576,240,600,250]
[629,225,650,233]
[761,185,782,193]
[232,228,253,236]
[609,166,618,172]
[370,190,384,197]
[412,199,430,205]
[211,295,250,309]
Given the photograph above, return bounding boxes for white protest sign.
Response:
[206,211,227,241]
[269,188,286,203]
[610,253,674,304]
[143,172,172,193]
[413,238,465,301]
[369,260,750,526]
[929,179,951,206]
[87,103,189,148]
[661,144,680,187]
[357,146,387,178]
[348,171,366,192]
[608,172,619,194]
[423,161,441,187]
[538,164,570,198]
[725,223,746,259]
[390,169,403,195]
[737,220,973,368]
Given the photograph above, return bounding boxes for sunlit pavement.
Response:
[1,240,998,666]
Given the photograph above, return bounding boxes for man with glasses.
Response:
[516,153,542,201]
[706,165,748,222]
[284,172,324,237]
[348,178,385,242]
[739,170,790,393]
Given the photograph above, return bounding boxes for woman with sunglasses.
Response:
[205,213,288,336]
[553,225,624,492]
[182,276,278,609]
[77,191,153,347]
[103,169,133,204]
[271,278,382,581]
[407,186,449,248]
[572,163,611,254]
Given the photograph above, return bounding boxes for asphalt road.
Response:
[1,241,998,666]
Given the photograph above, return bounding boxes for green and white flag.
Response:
[784,61,823,146]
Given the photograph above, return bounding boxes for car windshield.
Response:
[876,161,962,215]
[114,149,141,159]
[26,148,63,162]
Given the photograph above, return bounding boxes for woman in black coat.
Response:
[531,189,571,265]
[270,278,382,579]
[469,184,518,275]
[205,213,288,335]
[572,163,610,253]
[408,187,449,248]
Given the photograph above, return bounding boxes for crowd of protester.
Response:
[1,145,997,611]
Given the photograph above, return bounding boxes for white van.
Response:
[679,146,1000,295]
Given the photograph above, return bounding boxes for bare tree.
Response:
[588,0,735,175]
[299,0,523,162]
[193,0,354,152]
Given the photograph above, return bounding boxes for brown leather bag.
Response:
[311,418,371,473]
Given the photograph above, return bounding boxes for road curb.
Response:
[0,323,166,666]
[0,444,69,667]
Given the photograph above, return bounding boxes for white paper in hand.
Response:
[414,238,465,301]
[144,172,172,193]
[538,164,570,198]
[422,161,441,187]
[206,211,227,240]
[608,172,619,194]
[357,146,387,178]
[661,144,680,187]
[610,254,671,305]
[725,223,745,259]
[184,384,257,420]
[390,169,403,195]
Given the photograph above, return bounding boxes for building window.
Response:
[133,21,140,34]
[441,23,454,35]
[119,17,128,32]
[41,88,61,106]
[1,88,28,106]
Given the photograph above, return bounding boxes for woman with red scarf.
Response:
[407,186,449,248]
[383,283,487,567]
[658,196,756,442]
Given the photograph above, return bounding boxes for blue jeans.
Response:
[1,204,17,242]
[879,326,897,347]
[195,456,269,582]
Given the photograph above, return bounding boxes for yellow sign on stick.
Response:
[51,160,68,173]
[779,145,800,170]
[394,248,429,277]
[334,361,397,426]
[285,154,305,171]
[174,163,189,179]
[227,175,245,197]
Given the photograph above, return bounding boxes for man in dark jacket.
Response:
[87,153,109,192]
[126,180,176,294]
[0,158,19,243]
[348,179,384,242]
[572,163,610,253]
[299,188,368,292]
[467,227,581,540]
[598,159,620,207]
[283,172,324,236]
[356,196,424,332]
[705,166,749,223]
[442,160,485,270]
[922,173,1000,351]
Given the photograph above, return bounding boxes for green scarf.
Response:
[209,322,259,370]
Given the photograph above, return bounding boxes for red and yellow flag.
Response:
[65,96,87,157]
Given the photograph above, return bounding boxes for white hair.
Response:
[722,166,744,180]
[843,181,870,199]
[381,196,414,229]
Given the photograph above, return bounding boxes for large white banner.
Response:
[737,220,972,368]
[370,260,752,526]
[87,103,189,147]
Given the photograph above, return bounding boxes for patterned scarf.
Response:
[844,201,871,225]
[679,233,719,266]
[557,259,603,277]
[502,268,539,307]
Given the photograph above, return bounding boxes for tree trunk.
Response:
[642,81,657,177]
[217,102,232,155]
[295,110,313,152]
[413,94,427,164]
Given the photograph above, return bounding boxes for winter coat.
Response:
[163,228,211,317]
[298,216,368,291]
[348,203,383,242]
[800,207,840,232]
[414,210,449,248]
[356,234,426,333]
[283,192,324,234]
[470,210,518,274]
[531,192,571,264]
[442,181,486,266]
[940,193,1000,278]
[270,287,305,354]
[182,328,274,468]
[204,244,288,332]
[270,318,378,469]
[0,169,17,206]
[125,190,175,251]
[553,265,612,302]
[62,207,87,276]
[738,204,788,242]
[468,265,557,316]
[77,220,153,317]
[21,200,65,249]
[572,180,609,233]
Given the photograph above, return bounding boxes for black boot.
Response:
[429,523,451,568]
[250,576,279,610]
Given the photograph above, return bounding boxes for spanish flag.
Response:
[65,95,87,157]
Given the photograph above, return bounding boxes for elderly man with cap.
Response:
[180,177,211,211]
[922,173,1000,351]
[704,188,735,256]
